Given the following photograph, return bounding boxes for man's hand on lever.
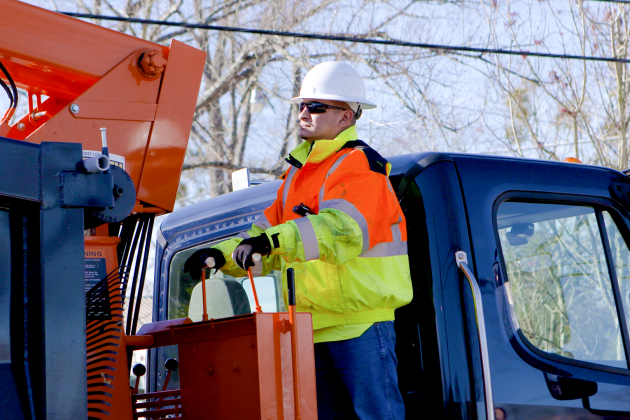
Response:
[183,248,226,279]
[233,235,271,270]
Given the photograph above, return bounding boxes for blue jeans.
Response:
[314,321,405,420]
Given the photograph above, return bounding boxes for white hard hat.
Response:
[291,62,377,111]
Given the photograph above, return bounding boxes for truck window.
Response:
[496,202,627,369]
[168,241,286,321]
[603,212,630,332]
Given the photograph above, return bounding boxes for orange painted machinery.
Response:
[0,0,204,214]
[127,312,317,420]
[87,273,317,420]
[0,1,318,419]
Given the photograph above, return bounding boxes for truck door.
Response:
[455,155,630,419]
[392,153,480,420]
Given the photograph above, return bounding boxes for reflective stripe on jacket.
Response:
[213,125,413,330]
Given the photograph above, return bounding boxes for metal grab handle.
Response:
[455,251,495,420]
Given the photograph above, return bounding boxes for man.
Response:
[184,61,412,419]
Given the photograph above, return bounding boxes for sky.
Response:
[3,0,613,162]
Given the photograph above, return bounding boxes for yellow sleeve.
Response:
[262,208,364,266]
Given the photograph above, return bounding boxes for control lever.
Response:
[132,363,146,395]
[200,268,209,322]
[199,254,225,322]
[287,268,301,419]
[161,358,179,393]
[204,256,216,269]
[201,253,263,316]
[248,253,263,313]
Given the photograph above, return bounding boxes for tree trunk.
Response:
[280,66,302,159]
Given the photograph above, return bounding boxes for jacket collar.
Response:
[286,125,359,168]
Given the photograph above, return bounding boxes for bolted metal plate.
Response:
[61,171,114,208]
[92,165,136,223]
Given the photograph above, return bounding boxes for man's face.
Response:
[299,99,354,142]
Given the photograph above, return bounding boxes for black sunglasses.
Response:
[299,102,350,114]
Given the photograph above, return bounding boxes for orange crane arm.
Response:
[0,0,206,212]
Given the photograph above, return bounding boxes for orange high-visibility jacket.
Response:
[214,126,413,332]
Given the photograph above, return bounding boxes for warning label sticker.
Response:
[85,258,107,292]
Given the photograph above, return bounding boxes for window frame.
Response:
[166,233,285,321]
[160,228,238,323]
[165,232,233,321]
[493,191,630,378]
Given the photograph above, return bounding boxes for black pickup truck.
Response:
[152,151,630,419]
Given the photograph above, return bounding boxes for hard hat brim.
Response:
[291,93,377,110]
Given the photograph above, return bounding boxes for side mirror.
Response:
[506,223,534,246]
[544,372,597,401]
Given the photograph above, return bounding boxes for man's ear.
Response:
[338,109,355,128]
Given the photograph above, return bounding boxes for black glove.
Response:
[232,235,271,270]
[183,248,226,279]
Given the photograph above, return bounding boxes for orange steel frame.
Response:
[0,0,206,213]
[131,313,318,420]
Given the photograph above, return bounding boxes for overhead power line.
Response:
[61,12,630,64]
[589,0,630,3]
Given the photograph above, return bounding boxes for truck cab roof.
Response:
[160,151,628,245]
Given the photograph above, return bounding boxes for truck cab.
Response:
[152,151,630,419]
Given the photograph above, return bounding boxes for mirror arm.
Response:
[583,396,630,417]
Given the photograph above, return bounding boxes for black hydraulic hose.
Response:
[0,61,14,114]
[0,79,12,109]
[130,215,155,336]
[117,217,138,290]
[117,219,135,266]
[123,217,145,333]
[117,217,138,267]
[125,216,149,335]
[120,216,143,299]
[0,61,17,112]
